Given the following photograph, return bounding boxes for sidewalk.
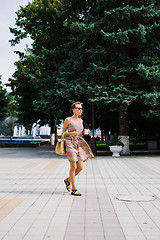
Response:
[0,146,160,240]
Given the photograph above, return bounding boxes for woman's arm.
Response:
[62,118,78,137]
[81,119,84,136]
[62,118,69,136]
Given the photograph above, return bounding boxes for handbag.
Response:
[55,132,66,155]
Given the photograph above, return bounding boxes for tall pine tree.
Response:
[9,0,160,152]
[57,0,160,154]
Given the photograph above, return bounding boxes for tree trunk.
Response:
[91,102,96,155]
[119,107,130,155]
[101,128,103,141]
[50,121,57,146]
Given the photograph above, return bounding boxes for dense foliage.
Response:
[9,0,160,150]
[0,77,8,121]
[57,0,160,118]
[0,78,12,136]
[9,0,70,131]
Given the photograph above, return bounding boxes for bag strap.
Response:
[61,132,65,140]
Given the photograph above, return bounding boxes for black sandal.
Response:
[71,189,82,196]
[64,178,71,192]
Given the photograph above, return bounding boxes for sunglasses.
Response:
[75,107,83,110]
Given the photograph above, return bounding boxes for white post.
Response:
[50,133,55,146]
[119,135,130,155]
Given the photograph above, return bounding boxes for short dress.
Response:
[65,117,94,162]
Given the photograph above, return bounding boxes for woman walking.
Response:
[62,101,94,196]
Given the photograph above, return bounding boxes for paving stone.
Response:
[0,147,160,239]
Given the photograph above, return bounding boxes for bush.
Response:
[109,134,124,147]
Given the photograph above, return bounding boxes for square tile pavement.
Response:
[0,147,160,239]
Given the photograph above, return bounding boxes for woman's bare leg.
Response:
[69,162,76,190]
[67,161,83,195]
[67,161,83,182]
[75,161,83,176]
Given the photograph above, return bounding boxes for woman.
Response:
[62,101,94,196]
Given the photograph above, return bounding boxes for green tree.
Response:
[0,76,8,121]
[0,77,10,136]
[9,0,160,153]
[9,50,46,132]
[56,0,160,154]
[130,102,160,144]
[9,0,70,143]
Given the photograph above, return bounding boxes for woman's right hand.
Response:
[70,131,78,136]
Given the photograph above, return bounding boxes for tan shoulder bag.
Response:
[55,132,66,155]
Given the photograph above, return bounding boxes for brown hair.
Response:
[70,101,83,115]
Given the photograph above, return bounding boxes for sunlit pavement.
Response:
[0,146,160,240]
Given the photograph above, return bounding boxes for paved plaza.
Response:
[0,146,160,240]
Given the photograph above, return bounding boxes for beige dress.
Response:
[65,117,94,162]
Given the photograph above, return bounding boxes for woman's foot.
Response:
[71,189,82,196]
[64,178,71,192]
